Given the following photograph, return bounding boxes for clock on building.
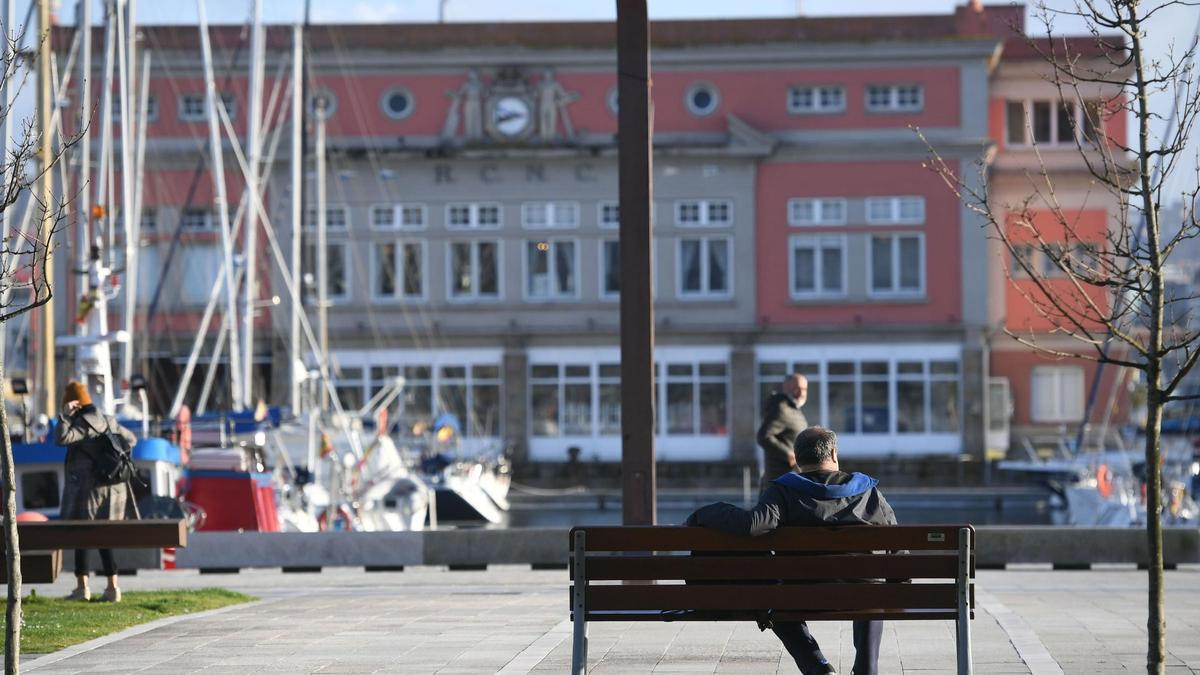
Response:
[489,95,532,138]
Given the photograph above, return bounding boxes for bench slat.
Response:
[2,520,187,550]
[576,553,962,581]
[0,549,62,584]
[583,582,958,612]
[571,526,969,552]
[580,608,964,622]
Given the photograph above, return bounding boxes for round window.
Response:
[381,87,414,120]
[309,89,337,120]
[685,83,719,116]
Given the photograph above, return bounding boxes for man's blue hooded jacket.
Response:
[687,470,897,537]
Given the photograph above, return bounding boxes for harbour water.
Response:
[499,486,1052,527]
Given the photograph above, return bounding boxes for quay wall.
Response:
[154,527,1200,573]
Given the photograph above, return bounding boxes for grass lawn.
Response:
[11,588,254,654]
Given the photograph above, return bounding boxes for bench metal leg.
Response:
[956,527,973,675]
[572,530,588,674]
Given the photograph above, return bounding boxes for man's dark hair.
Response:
[794,426,837,465]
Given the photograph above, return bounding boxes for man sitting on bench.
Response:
[686,426,897,675]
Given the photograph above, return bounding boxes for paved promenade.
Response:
[15,565,1200,674]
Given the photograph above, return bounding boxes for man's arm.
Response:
[755,400,795,469]
[686,485,787,537]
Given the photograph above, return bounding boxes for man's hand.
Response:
[64,400,82,416]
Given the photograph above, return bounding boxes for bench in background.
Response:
[0,520,188,583]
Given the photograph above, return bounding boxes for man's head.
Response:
[794,426,838,469]
[782,374,808,406]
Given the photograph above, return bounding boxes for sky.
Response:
[3,0,1199,198]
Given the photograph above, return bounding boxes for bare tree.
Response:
[0,23,74,672]
[923,1,1200,672]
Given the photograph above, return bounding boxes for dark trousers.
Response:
[74,549,116,577]
[772,620,883,675]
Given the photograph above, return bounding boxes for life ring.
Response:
[317,505,355,532]
[1096,464,1114,498]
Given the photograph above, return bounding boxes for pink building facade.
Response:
[49,2,1126,466]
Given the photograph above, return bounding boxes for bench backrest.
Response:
[570,525,975,621]
[1,520,188,551]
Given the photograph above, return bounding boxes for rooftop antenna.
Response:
[438,0,448,23]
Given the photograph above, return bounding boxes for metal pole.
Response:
[241,0,263,408]
[290,24,303,414]
[956,527,973,674]
[616,0,655,526]
[38,0,56,416]
[571,529,588,674]
[196,0,243,410]
[315,99,329,411]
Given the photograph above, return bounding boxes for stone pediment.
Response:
[726,114,777,156]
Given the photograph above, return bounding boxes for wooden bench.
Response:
[0,520,188,584]
[570,524,975,675]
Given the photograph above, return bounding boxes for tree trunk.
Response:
[1144,386,1165,674]
[0,358,22,674]
[1127,4,1166,671]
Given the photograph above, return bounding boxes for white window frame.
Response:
[304,205,350,231]
[369,204,397,230]
[446,239,502,301]
[786,85,846,114]
[1030,365,1085,423]
[179,92,235,122]
[789,234,847,299]
[369,203,427,231]
[865,196,925,225]
[370,240,427,302]
[674,199,733,227]
[865,84,923,113]
[521,201,580,229]
[330,348,504,448]
[868,233,926,297]
[446,202,503,230]
[524,238,580,301]
[303,241,351,304]
[788,198,847,226]
[524,345,733,462]
[180,208,212,230]
[598,201,620,229]
[1006,99,1100,147]
[677,236,734,300]
[599,239,620,300]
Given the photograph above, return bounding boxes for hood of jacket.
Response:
[769,471,895,527]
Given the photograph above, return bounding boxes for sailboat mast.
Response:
[315,97,328,411]
[37,0,55,415]
[241,0,264,409]
[116,0,136,397]
[76,0,91,286]
[0,0,15,369]
[195,0,244,410]
[290,23,303,414]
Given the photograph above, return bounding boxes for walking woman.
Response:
[54,380,140,602]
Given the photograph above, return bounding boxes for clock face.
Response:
[491,96,532,137]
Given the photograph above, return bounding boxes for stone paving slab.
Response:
[10,565,1200,673]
